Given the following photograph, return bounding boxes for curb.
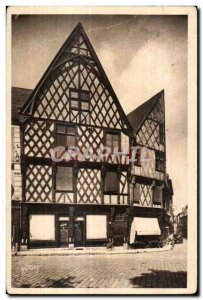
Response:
[12,245,173,257]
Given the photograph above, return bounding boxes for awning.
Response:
[130,217,161,244]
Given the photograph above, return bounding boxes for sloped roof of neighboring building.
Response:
[127,90,164,133]
[12,87,33,125]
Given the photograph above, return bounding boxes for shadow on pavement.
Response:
[129,269,187,288]
[18,276,79,288]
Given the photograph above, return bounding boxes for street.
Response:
[12,241,187,289]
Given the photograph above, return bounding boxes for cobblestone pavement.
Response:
[12,241,187,289]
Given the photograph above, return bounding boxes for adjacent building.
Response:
[11,23,174,250]
[176,205,188,238]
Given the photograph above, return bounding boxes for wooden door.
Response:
[74,221,84,247]
[59,221,69,247]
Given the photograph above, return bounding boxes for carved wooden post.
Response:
[20,204,28,250]
[69,206,75,248]
[52,162,56,203]
[73,161,79,204]
[125,207,133,246]
[127,166,132,205]
[117,165,121,205]
[110,207,115,243]
[101,164,106,204]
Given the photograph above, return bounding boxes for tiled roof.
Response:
[127,90,164,133]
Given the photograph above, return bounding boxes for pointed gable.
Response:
[127,90,165,151]
[20,23,131,130]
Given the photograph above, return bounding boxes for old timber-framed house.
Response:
[11,23,173,250]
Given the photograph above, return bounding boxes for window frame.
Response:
[69,88,90,113]
[130,183,140,204]
[134,147,142,167]
[159,123,164,145]
[155,151,165,172]
[104,171,119,194]
[55,166,74,192]
[56,123,76,150]
[105,131,120,152]
[152,185,163,205]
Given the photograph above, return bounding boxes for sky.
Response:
[12,14,188,213]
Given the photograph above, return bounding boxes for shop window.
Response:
[86,215,107,239]
[29,214,55,241]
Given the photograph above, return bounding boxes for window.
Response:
[159,123,164,144]
[70,88,90,112]
[29,215,55,241]
[56,166,73,191]
[86,215,107,239]
[130,183,140,204]
[115,213,125,221]
[56,124,76,148]
[106,132,120,150]
[104,171,118,193]
[155,151,165,172]
[153,186,163,205]
[135,148,141,166]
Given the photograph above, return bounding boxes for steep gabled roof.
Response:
[127,90,164,133]
[12,87,33,125]
[19,22,132,131]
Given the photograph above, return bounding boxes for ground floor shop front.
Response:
[18,203,170,250]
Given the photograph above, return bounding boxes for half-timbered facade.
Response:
[11,23,173,250]
[17,23,133,249]
[127,91,174,243]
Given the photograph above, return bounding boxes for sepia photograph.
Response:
[7,6,197,295]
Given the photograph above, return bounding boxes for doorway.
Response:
[74,221,84,247]
[59,220,69,247]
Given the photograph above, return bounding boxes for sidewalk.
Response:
[13,244,173,256]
